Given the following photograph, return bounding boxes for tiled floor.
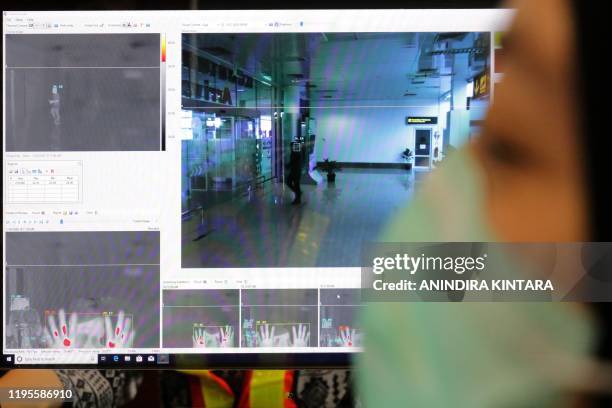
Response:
[182,169,426,268]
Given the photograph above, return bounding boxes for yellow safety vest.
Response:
[179,370,296,408]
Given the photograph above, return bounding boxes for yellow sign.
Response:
[473,71,490,98]
[406,117,437,125]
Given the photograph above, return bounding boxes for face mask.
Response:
[357,148,599,407]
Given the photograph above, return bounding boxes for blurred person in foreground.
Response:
[358,0,612,406]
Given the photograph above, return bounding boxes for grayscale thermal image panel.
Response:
[320,289,363,348]
[4,231,160,349]
[5,266,160,349]
[5,34,160,151]
[162,290,239,348]
[241,289,318,348]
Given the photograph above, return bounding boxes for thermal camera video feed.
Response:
[4,34,161,151]
[162,289,239,348]
[241,289,318,348]
[4,231,160,349]
[320,289,363,347]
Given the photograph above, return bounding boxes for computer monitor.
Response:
[2,8,513,368]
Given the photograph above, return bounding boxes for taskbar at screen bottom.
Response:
[1,351,356,369]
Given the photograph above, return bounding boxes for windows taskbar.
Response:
[1,352,353,369]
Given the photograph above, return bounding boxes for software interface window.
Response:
[2,10,512,365]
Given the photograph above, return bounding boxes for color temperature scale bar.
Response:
[161,33,166,151]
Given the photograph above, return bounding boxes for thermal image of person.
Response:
[339,326,358,347]
[49,84,61,126]
[358,0,612,406]
[257,323,310,347]
[193,325,234,348]
[44,298,134,349]
[44,309,133,349]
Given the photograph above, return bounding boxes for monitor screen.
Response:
[2,9,513,368]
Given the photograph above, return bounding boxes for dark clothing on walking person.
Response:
[287,148,303,204]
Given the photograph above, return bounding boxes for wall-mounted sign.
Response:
[406,116,438,125]
[473,70,490,99]
[183,49,261,106]
[202,81,233,105]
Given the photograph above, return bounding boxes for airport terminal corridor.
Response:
[180,31,490,269]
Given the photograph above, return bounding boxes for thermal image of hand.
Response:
[218,326,234,348]
[45,309,77,348]
[193,327,207,348]
[292,324,310,347]
[339,326,357,347]
[104,311,134,349]
[258,324,276,347]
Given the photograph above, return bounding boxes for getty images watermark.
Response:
[360,243,612,302]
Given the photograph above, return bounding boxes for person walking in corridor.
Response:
[287,141,303,205]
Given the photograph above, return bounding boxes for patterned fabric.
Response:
[159,370,357,408]
[294,370,355,408]
[56,369,142,408]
